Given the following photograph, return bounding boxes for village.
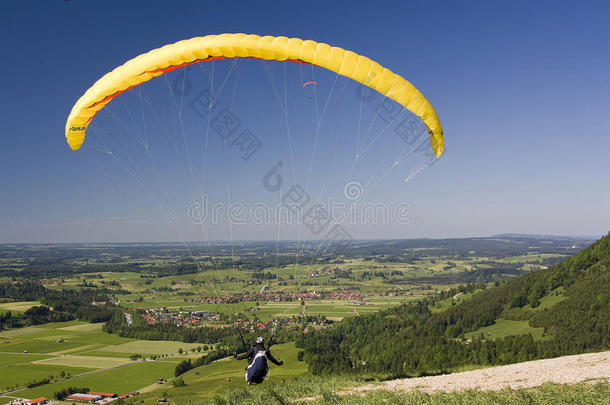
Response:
[140,308,218,327]
[137,305,334,333]
[190,290,368,305]
[134,287,420,329]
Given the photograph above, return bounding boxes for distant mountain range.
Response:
[493,233,599,240]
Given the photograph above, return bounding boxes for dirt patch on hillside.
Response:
[343,351,610,395]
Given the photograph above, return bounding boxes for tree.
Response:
[175,359,193,377]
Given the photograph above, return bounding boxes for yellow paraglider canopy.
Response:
[65,33,444,157]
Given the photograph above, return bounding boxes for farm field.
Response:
[32,355,132,368]
[0,353,51,367]
[16,360,179,401]
[252,295,415,321]
[1,363,92,390]
[100,340,202,355]
[0,319,207,397]
[31,238,576,306]
[0,301,39,313]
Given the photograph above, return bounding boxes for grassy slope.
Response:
[464,318,545,340]
[462,287,567,341]
[430,289,483,313]
[219,380,610,405]
[137,343,309,403]
[523,286,566,310]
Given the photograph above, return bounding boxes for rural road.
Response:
[343,351,610,395]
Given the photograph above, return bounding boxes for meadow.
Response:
[211,379,610,405]
[15,360,178,401]
[0,301,40,313]
[0,319,209,400]
[136,342,309,403]
[464,318,546,341]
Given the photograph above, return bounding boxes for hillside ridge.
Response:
[297,233,610,375]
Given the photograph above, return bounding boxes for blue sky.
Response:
[1,0,609,243]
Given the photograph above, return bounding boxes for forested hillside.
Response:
[297,234,610,376]
[0,281,119,328]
